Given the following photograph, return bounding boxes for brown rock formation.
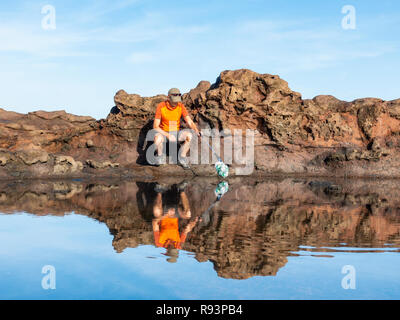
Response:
[0,69,399,179]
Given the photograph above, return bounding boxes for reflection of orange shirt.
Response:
[154,217,187,249]
[155,101,189,132]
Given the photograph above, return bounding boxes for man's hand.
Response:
[184,116,201,138]
[152,218,160,232]
[183,216,201,234]
[168,134,177,142]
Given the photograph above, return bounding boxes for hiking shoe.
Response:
[178,156,190,169]
[177,180,189,192]
[153,154,166,166]
[154,183,169,193]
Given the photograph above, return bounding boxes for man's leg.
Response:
[178,131,193,158]
[178,191,191,219]
[153,192,163,218]
[154,133,165,157]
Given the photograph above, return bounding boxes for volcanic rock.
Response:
[0,69,399,179]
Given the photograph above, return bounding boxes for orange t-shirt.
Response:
[154,101,189,132]
[153,217,187,249]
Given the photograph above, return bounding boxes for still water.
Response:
[0,177,399,299]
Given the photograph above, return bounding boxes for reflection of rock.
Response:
[53,182,83,200]
[0,178,400,279]
[186,212,290,279]
[0,69,400,179]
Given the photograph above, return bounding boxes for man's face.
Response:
[166,208,177,217]
[168,88,182,106]
[168,95,179,107]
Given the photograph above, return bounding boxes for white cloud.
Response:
[0,5,209,60]
[70,0,142,24]
[0,22,91,57]
[206,17,399,73]
[126,52,155,64]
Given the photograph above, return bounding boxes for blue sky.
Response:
[0,0,399,119]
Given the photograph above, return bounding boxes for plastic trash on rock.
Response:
[214,181,229,198]
[215,161,229,178]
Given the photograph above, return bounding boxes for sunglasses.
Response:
[170,93,182,97]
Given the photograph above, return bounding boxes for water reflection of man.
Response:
[152,183,199,263]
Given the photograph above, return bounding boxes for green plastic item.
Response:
[202,138,229,178]
[215,161,229,178]
[214,181,229,199]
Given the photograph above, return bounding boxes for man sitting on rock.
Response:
[152,88,200,169]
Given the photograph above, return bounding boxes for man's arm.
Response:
[153,118,170,138]
[184,116,201,137]
[180,216,200,243]
[152,218,162,247]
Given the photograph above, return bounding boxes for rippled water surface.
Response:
[0,177,399,299]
